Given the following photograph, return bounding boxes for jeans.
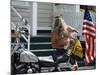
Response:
[53,48,75,65]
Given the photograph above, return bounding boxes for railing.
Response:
[11,6,30,53]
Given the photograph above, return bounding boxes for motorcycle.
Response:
[11,43,78,74]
